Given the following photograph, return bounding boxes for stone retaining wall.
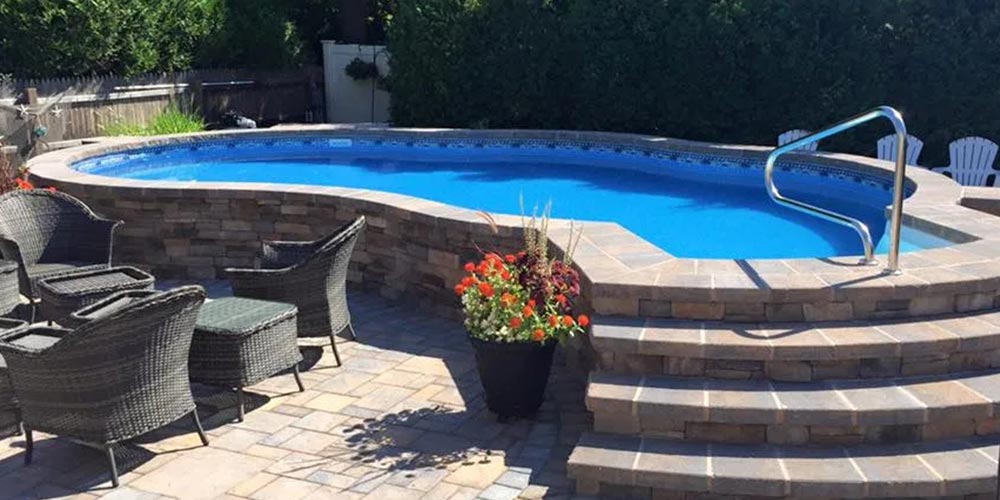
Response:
[62,184,523,319]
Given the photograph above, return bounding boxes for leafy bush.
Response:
[0,0,395,76]
[0,0,222,77]
[103,105,204,136]
[389,0,1000,165]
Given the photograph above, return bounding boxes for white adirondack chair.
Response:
[777,129,818,151]
[934,136,999,186]
[876,134,924,166]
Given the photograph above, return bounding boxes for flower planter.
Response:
[469,336,556,420]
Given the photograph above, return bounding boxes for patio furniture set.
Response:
[0,189,366,487]
[778,129,1000,186]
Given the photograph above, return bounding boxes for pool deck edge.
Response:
[26,125,1000,321]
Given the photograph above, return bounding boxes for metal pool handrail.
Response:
[765,106,908,274]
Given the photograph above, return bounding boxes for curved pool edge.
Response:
[27,125,1000,321]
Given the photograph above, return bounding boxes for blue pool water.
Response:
[74,138,952,259]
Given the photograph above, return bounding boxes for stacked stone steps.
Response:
[569,312,1000,498]
[568,432,999,498]
[587,371,1000,445]
[591,311,1000,381]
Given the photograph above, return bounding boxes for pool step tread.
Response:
[587,371,1000,428]
[591,310,1000,361]
[567,432,1000,498]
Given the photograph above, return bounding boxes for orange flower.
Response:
[500,292,516,307]
[548,316,559,327]
[464,262,476,272]
[500,269,512,281]
[505,254,516,263]
[461,276,474,287]
[562,315,575,327]
[556,294,567,306]
[478,282,495,297]
[454,284,466,296]
[532,329,545,342]
[527,299,536,308]
[522,305,534,317]
[578,315,590,327]
[14,178,34,190]
[509,316,523,328]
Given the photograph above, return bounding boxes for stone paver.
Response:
[0,287,587,499]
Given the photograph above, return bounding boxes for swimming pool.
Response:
[73,136,952,259]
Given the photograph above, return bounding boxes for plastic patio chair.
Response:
[777,129,818,151]
[876,134,924,166]
[932,136,1000,186]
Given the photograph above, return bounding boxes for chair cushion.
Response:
[196,297,298,336]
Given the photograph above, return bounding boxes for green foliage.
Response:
[0,1,395,76]
[197,0,306,69]
[389,0,1000,165]
[0,0,222,77]
[345,58,379,80]
[103,105,205,136]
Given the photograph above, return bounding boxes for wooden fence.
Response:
[0,68,324,142]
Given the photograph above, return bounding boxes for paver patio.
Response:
[0,282,590,499]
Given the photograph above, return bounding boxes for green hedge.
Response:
[0,0,222,77]
[0,0,394,77]
[389,0,1000,165]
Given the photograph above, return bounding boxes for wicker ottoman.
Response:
[37,266,155,325]
[189,297,304,421]
[0,318,41,438]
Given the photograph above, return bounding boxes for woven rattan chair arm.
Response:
[0,237,31,294]
[258,217,366,272]
[0,238,27,270]
[225,266,293,279]
[0,326,72,358]
[260,239,318,269]
[0,321,29,341]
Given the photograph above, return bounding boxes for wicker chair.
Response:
[0,259,21,319]
[0,259,27,438]
[0,317,26,439]
[0,189,122,300]
[0,286,208,488]
[226,216,365,367]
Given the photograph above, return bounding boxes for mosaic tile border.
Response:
[71,133,905,194]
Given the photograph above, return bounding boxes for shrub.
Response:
[0,0,395,76]
[103,105,204,136]
[0,0,222,77]
[389,0,1000,165]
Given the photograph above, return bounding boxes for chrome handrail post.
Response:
[882,106,908,275]
[764,106,908,273]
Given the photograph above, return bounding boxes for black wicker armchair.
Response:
[0,286,208,487]
[0,189,122,300]
[0,259,21,319]
[226,216,366,366]
[0,259,27,438]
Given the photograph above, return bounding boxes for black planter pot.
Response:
[469,336,557,420]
